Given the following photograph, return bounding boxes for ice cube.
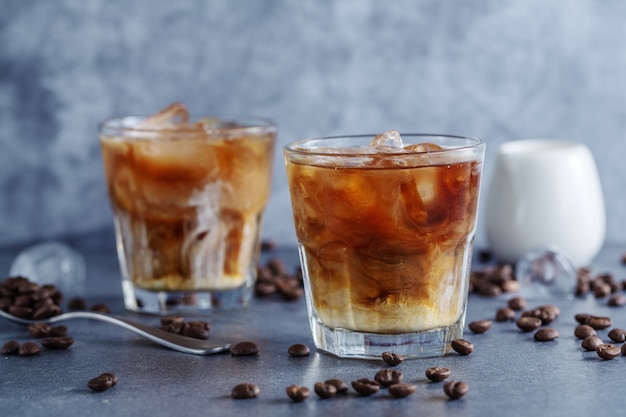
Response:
[369,130,404,152]
[403,143,444,153]
[137,102,190,128]
[515,246,576,300]
[9,241,87,296]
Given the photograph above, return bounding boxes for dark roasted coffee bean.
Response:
[286,384,310,402]
[607,328,626,343]
[160,316,184,326]
[451,339,474,355]
[381,351,403,366]
[287,343,310,357]
[539,304,560,318]
[495,307,516,322]
[32,304,61,320]
[474,281,501,297]
[18,342,41,356]
[50,325,68,337]
[534,328,559,342]
[351,379,380,396]
[621,344,626,356]
[90,303,111,314]
[28,323,52,338]
[8,305,33,319]
[443,380,469,400]
[574,313,593,324]
[1,340,20,355]
[314,381,337,399]
[425,366,451,382]
[88,374,115,392]
[516,316,542,332]
[587,316,612,330]
[41,337,74,350]
[181,324,209,340]
[468,320,492,334]
[501,279,521,293]
[521,308,555,325]
[581,335,604,351]
[231,383,260,399]
[574,324,596,339]
[508,297,527,311]
[608,294,626,307]
[254,282,276,297]
[374,369,403,387]
[100,372,118,386]
[230,341,259,356]
[388,383,417,398]
[596,343,621,360]
[325,379,348,394]
[67,297,88,310]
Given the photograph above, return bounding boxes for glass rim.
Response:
[284,133,484,157]
[99,114,277,136]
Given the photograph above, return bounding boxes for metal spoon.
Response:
[0,308,231,355]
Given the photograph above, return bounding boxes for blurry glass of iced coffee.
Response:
[284,131,485,359]
[99,103,277,313]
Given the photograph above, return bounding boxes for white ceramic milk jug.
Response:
[485,139,605,267]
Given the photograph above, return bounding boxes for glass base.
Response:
[310,317,465,360]
[121,280,253,315]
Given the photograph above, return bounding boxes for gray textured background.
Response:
[1,0,625,249]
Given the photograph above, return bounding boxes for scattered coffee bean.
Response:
[388,383,417,398]
[621,344,626,356]
[50,325,68,337]
[374,369,403,387]
[41,336,74,350]
[351,379,380,396]
[443,380,469,400]
[596,343,621,360]
[607,328,626,343]
[574,324,596,339]
[314,381,337,399]
[495,307,516,322]
[286,384,310,402]
[161,316,184,326]
[608,294,626,307]
[468,320,492,334]
[425,366,451,382]
[90,303,111,314]
[325,379,348,394]
[28,323,52,338]
[1,340,20,355]
[287,343,310,357]
[534,328,559,342]
[581,335,604,351]
[67,297,88,310]
[18,342,41,356]
[586,316,612,330]
[469,264,516,296]
[231,383,260,399]
[451,339,474,356]
[231,341,259,356]
[181,322,210,340]
[521,306,556,325]
[88,373,116,393]
[381,351,404,366]
[508,296,527,311]
[255,258,304,301]
[574,313,593,324]
[516,316,542,332]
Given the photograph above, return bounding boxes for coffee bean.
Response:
[181,323,209,340]
[586,316,612,330]
[88,374,116,393]
[468,320,492,334]
[608,294,626,307]
[41,337,74,350]
[18,342,41,356]
[32,304,61,320]
[67,297,88,310]
[581,335,604,351]
[286,384,310,402]
[8,305,33,319]
[516,316,542,332]
[50,325,68,337]
[231,383,260,399]
[425,366,451,382]
[28,323,52,338]
[534,328,559,342]
[160,316,184,326]
[381,351,403,366]
[388,383,417,398]
[575,313,593,324]
[351,379,380,396]
[100,372,118,386]
[451,339,474,356]
[608,328,626,343]
[495,307,516,322]
[521,307,555,325]
[443,380,469,400]
[230,341,259,356]
[508,297,527,311]
[574,324,596,339]
[596,343,621,360]
[621,344,626,356]
[324,378,348,394]
[90,303,111,314]
[287,343,310,357]
[314,381,337,399]
[374,369,403,387]
[1,340,20,355]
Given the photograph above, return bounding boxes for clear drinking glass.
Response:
[99,104,277,314]
[284,133,485,359]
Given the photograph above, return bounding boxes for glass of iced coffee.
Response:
[99,103,277,314]
[284,131,485,359]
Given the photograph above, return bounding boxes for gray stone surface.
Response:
[2,0,626,248]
